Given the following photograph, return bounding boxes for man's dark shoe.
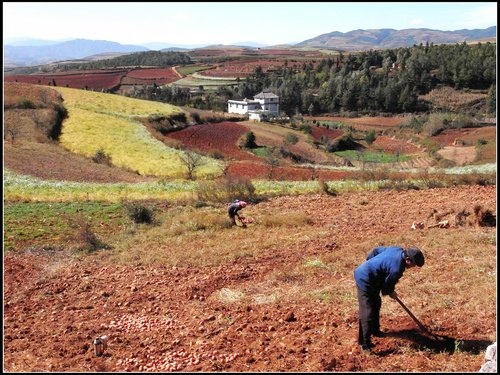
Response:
[361,342,374,351]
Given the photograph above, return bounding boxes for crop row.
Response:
[4,67,181,91]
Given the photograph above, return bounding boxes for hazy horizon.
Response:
[3,2,497,47]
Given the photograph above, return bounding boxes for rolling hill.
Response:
[4,39,149,67]
[4,26,495,68]
[295,26,497,50]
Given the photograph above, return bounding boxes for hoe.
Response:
[394,295,456,351]
[394,295,440,340]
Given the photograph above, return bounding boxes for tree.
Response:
[486,85,496,115]
[265,147,280,179]
[4,122,21,144]
[365,130,377,145]
[242,131,257,148]
[179,150,204,180]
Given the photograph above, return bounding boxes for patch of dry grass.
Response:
[420,86,487,112]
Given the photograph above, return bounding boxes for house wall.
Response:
[227,101,260,114]
[249,112,263,121]
[228,94,280,116]
[255,98,279,116]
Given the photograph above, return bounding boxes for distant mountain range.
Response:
[4,39,148,67]
[296,26,497,50]
[3,27,496,67]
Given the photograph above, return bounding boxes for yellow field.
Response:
[54,87,222,178]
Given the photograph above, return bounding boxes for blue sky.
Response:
[3,2,497,46]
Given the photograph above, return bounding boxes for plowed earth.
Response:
[4,185,496,372]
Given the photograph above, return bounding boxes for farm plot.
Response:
[226,160,352,181]
[371,135,423,155]
[3,185,496,372]
[431,126,496,165]
[197,58,322,79]
[305,115,407,130]
[168,75,239,90]
[4,70,128,91]
[197,59,290,78]
[310,125,344,143]
[166,122,260,161]
[120,68,181,85]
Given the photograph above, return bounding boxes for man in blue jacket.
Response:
[354,245,425,351]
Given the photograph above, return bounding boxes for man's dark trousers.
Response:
[357,287,381,346]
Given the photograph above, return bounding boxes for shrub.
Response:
[91,148,113,166]
[328,134,360,152]
[70,217,109,253]
[299,124,312,134]
[318,180,338,196]
[124,202,156,224]
[18,98,36,109]
[242,131,257,148]
[224,176,256,202]
[284,133,299,145]
[49,103,68,140]
[365,130,377,145]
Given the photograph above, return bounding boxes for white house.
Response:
[227,91,279,120]
[227,98,261,115]
[253,92,279,116]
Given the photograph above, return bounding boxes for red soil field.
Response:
[227,161,352,181]
[121,68,181,85]
[310,125,344,143]
[372,135,422,155]
[258,49,324,57]
[199,59,321,78]
[198,60,288,78]
[166,122,261,161]
[431,127,496,147]
[4,185,495,372]
[4,70,127,91]
[305,115,407,129]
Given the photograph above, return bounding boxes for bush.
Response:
[318,180,337,196]
[328,134,360,152]
[91,148,113,166]
[124,202,156,224]
[70,217,109,253]
[365,130,377,145]
[195,176,256,204]
[18,98,36,109]
[242,131,257,148]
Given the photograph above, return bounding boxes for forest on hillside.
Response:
[129,42,496,116]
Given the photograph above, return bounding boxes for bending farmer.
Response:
[227,200,248,226]
[353,245,425,351]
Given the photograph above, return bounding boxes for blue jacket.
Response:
[354,246,406,295]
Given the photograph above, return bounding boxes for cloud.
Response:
[409,18,424,27]
[463,3,497,28]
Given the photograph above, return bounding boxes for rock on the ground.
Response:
[479,342,497,372]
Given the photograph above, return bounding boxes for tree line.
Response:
[129,42,496,116]
[54,51,192,71]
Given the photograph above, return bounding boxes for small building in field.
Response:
[248,109,271,122]
[227,91,279,118]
